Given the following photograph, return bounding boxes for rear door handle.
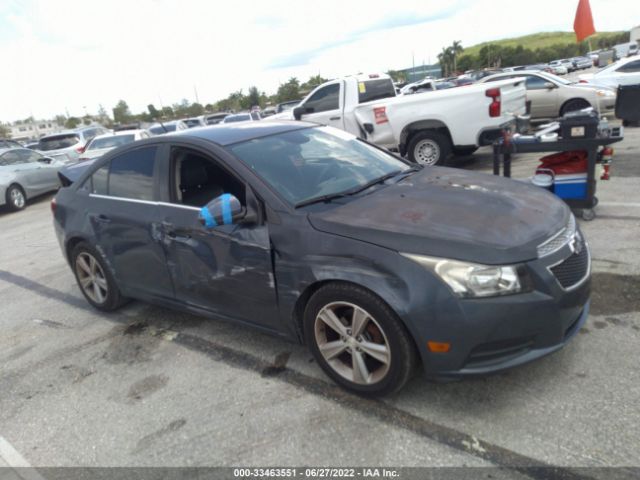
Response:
[329,116,341,121]
[167,231,192,243]
[94,214,111,224]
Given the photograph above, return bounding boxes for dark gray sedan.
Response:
[1,148,63,211]
[52,122,590,396]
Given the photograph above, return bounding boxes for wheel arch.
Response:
[559,97,591,116]
[399,120,452,156]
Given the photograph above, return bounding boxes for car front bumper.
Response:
[405,238,591,380]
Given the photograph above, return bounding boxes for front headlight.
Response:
[596,89,614,97]
[401,253,527,298]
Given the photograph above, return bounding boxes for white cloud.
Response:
[1,0,638,123]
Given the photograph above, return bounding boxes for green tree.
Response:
[112,100,131,124]
[301,75,328,92]
[65,117,81,129]
[54,115,67,127]
[451,40,464,73]
[147,104,160,119]
[247,86,261,108]
[276,77,300,103]
[0,124,11,138]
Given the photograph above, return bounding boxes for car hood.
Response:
[308,168,570,265]
[80,148,112,160]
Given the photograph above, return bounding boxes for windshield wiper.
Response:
[295,169,410,208]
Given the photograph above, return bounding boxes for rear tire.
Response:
[304,282,418,397]
[407,131,451,166]
[5,184,26,211]
[71,242,126,311]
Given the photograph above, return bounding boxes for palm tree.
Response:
[451,40,464,73]
[438,47,454,77]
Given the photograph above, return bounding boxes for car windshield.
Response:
[224,115,251,123]
[88,135,135,150]
[184,119,201,127]
[38,134,80,151]
[229,126,410,206]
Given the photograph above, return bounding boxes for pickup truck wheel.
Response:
[408,131,451,166]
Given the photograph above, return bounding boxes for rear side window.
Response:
[38,134,80,151]
[87,147,157,200]
[618,60,640,73]
[358,79,396,103]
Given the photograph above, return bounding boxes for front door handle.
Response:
[329,116,341,121]
[93,214,111,224]
[167,231,192,243]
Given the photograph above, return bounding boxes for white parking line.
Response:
[0,436,46,480]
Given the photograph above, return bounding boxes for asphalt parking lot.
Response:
[1,125,639,479]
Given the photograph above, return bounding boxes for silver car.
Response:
[37,126,110,164]
[0,148,64,211]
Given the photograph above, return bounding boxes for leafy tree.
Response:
[276,77,300,103]
[247,86,261,109]
[83,116,92,126]
[301,75,328,92]
[112,100,131,124]
[0,124,11,138]
[387,70,407,83]
[147,104,160,119]
[65,117,81,129]
[451,40,464,73]
[54,115,67,127]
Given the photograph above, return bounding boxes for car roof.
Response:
[93,129,145,140]
[174,120,315,146]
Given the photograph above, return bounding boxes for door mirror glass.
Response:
[544,82,555,90]
[198,194,246,228]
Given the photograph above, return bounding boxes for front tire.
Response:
[71,242,125,311]
[407,131,451,166]
[560,98,591,116]
[304,283,418,397]
[6,184,26,211]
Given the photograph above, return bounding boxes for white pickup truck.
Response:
[280,73,527,165]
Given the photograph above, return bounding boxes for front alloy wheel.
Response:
[6,185,26,211]
[314,302,391,385]
[305,283,417,396]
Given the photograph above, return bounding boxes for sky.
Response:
[1,0,639,123]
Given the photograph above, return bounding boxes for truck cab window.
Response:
[304,83,340,113]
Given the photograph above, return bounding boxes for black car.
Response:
[52,122,590,396]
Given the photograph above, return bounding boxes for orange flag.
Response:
[574,0,596,42]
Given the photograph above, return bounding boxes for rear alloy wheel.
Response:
[561,98,591,116]
[304,283,417,396]
[71,243,125,311]
[6,185,26,211]
[407,131,451,166]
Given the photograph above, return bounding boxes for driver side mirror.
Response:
[198,193,255,228]
[293,106,314,120]
[544,82,556,90]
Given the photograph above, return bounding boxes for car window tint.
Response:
[39,134,80,151]
[92,165,109,195]
[358,79,396,103]
[618,60,640,73]
[17,149,43,163]
[304,83,340,113]
[525,76,548,90]
[108,147,157,200]
[0,151,21,165]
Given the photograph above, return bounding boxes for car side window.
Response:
[304,83,340,113]
[171,147,245,208]
[87,146,157,200]
[0,151,21,165]
[525,76,548,90]
[108,147,157,200]
[17,149,43,163]
[618,60,640,73]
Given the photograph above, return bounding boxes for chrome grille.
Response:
[550,237,590,289]
[537,215,576,258]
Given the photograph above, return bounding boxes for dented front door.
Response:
[156,204,280,330]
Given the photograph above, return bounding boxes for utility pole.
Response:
[194,85,200,104]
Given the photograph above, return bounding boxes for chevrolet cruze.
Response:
[52,122,590,396]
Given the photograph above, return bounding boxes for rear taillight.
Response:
[486,88,501,117]
[50,197,57,214]
[76,145,85,154]
[579,80,588,83]
[373,106,388,124]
